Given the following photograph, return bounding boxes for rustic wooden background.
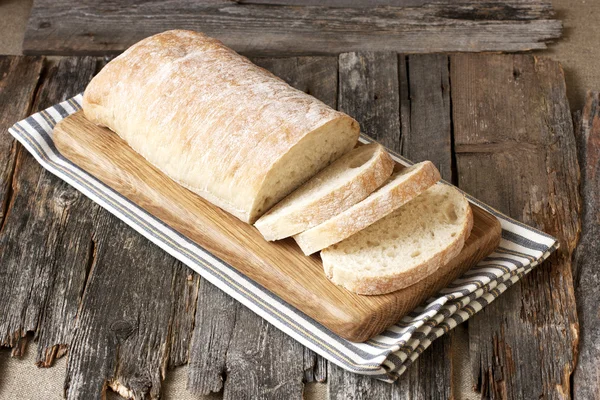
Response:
[0,1,597,399]
[22,1,562,55]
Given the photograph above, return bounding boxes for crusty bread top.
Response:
[293,161,441,255]
[83,30,359,223]
[321,183,473,295]
[254,143,394,241]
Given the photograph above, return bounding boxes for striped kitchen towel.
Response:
[9,95,558,382]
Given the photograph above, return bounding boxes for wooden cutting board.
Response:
[53,111,501,342]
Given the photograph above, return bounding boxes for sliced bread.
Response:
[293,161,441,255]
[254,143,394,241]
[321,183,473,295]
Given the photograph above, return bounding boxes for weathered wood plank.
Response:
[303,346,328,383]
[23,1,561,56]
[242,0,538,4]
[186,56,339,397]
[183,242,307,394]
[247,55,337,390]
[64,212,196,400]
[451,54,579,399]
[572,91,600,399]
[328,363,400,400]
[29,57,102,368]
[0,56,43,230]
[187,280,239,395]
[395,53,453,399]
[0,56,199,400]
[339,52,401,151]
[330,336,455,399]
[399,54,453,182]
[395,335,454,399]
[240,0,435,7]
[187,282,314,398]
[0,57,98,362]
[167,267,200,369]
[222,307,306,400]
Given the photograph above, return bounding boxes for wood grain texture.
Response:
[221,304,306,400]
[396,335,454,399]
[22,1,562,56]
[339,52,400,151]
[0,56,201,400]
[331,333,455,399]
[221,57,337,398]
[572,91,600,399]
[395,53,454,399]
[166,269,200,370]
[328,362,400,400]
[187,280,239,395]
[333,51,400,399]
[451,54,580,399]
[400,54,453,182]
[54,111,500,343]
[240,0,437,6]
[64,213,196,399]
[187,246,309,399]
[0,56,43,229]
[67,56,199,400]
[0,57,98,362]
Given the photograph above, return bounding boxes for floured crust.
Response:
[254,144,394,240]
[322,195,474,295]
[83,30,359,223]
[293,161,441,255]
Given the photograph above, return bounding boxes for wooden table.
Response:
[1,51,593,399]
[1,1,598,398]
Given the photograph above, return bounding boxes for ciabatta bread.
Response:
[254,143,394,241]
[83,30,359,223]
[321,183,473,295]
[293,161,440,255]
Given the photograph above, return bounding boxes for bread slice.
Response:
[254,143,394,241]
[321,183,473,295]
[293,161,440,255]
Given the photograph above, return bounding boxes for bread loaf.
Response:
[254,143,394,241]
[83,30,359,223]
[321,183,473,295]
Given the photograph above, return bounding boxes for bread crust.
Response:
[254,144,394,240]
[293,161,441,255]
[83,30,359,223]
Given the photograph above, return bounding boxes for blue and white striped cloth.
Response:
[9,95,558,382]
